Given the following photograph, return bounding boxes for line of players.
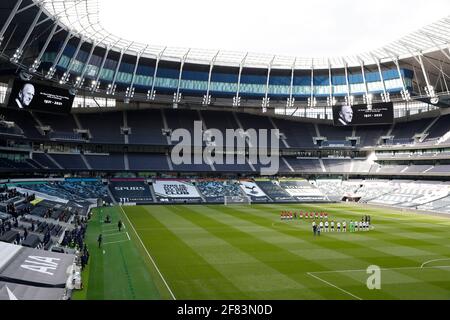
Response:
[312,219,370,235]
[280,211,372,234]
[280,211,328,220]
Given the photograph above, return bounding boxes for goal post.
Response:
[224,195,251,205]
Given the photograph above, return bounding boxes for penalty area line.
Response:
[309,265,450,275]
[119,205,177,300]
[103,239,130,245]
[307,272,362,300]
[420,258,450,268]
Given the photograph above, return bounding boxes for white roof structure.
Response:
[35,0,450,69]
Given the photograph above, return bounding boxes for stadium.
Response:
[0,0,450,302]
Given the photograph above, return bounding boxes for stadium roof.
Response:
[36,0,450,69]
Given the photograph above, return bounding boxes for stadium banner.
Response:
[196,179,245,203]
[153,179,202,203]
[0,281,66,300]
[64,178,100,182]
[8,79,74,113]
[332,102,394,126]
[0,242,76,288]
[254,179,295,202]
[239,180,271,202]
[279,179,327,202]
[109,179,154,204]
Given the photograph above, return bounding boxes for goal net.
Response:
[224,195,251,205]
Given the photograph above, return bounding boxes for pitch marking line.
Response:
[306,272,362,300]
[309,265,450,275]
[103,239,130,245]
[102,232,131,245]
[103,232,126,237]
[308,263,450,300]
[101,225,118,231]
[119,206,177,300]
[421,258,450,268]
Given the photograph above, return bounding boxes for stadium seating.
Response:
[355,125,391,147]
[391,118,435,140]
[127,109,167,145]
[34,112,78,135]
[165,109,201,141]
[32,152,60,170]
[50,153,87,170]
[213,155,254,172]
[196,180,244,202]
[424,114,450,140]
[285,158,323,172]
[0,109,44,139]
[0,158,35,170]
[13,180,110,203]
[85,153,125,171]
[418,194,450,213]
[1,107,450,179]
[318,125,354,142]
[427,165,450,173]
[77,112,125,144]
[271,118,316,148]
[128,153,171,171]
[322,159,351,173]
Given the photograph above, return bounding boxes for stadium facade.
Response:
[0,0,448,181]
[0,0,450,301]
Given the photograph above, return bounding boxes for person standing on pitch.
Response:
[118,220,123,232]
[98,234,102,248]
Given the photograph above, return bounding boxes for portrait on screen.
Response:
[15,83,35,109]
[338,105,353,126]
[8,79,74,113]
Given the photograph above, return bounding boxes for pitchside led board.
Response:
[8,79,74,113]
[333,102,394,126]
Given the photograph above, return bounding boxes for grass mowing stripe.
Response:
[76,206,162,300]
[120,205,177,300]
[173,205,351,299]
[118,245,136,299]
[207,205,420,270]
[142,205,251,299]
[151,205,308,299]
[267,204,450,260]
[307,272,362,300]
[80,203,450,299]
[191,205,449,299]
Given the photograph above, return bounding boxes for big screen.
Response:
[8,79,74,113]
[333,102,393,126]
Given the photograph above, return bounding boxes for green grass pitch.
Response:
[73,203,450,300]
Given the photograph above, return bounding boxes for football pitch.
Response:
[73,203,450,300]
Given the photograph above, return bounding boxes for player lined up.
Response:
[313,219,371,235]
[280,211,329,220]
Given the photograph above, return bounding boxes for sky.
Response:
[99,0,450,57]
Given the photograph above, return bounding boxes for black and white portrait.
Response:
[338,105,353,126]
[15,83,35,109]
